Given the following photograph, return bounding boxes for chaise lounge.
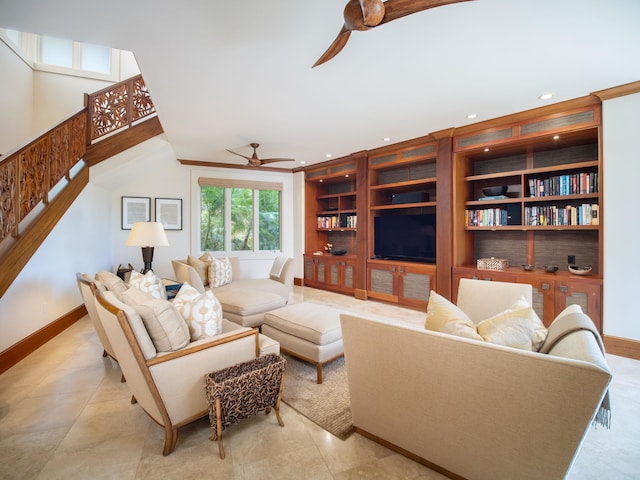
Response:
[171,255,294,328]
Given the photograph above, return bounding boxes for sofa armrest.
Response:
[269,256,294,287]
[171,260,206,293]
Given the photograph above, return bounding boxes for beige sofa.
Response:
[171,256,294,327]
[340,279,611,480]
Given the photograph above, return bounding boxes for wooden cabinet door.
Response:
[367,263,399,303]
[554,279,602,332]
[398,264,435,309]
[514,277,556,327]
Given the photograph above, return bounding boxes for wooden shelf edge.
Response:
[371,202,436,211]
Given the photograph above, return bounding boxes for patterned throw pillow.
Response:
[172,283,223,340]
[208,257,233,288]
[129,270,167,300]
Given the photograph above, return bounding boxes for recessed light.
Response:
[466,113,477,119]
[345,174,349,178]
[553,135,560,140]
[539,93,553,100]
[325,154,332,158]
[300,161,306,165]
[383,137,391,142]
[484,148,490,152]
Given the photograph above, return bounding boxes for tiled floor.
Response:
[1,286,638,479]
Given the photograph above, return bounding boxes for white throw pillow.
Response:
[208,257,233,288]
[172,283,223,340]
[425,291,484,341]
[121,287,190,352]
[476,296,548,351]
[129,270,167,300]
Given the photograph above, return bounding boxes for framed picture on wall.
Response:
[155,197,182,230]
[121,196,151,230]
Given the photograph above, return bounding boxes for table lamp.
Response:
[126,222,169,273]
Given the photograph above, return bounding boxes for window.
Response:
[199,178,282,252]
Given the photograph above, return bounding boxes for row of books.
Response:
[465,209,510,227]
[528,172,598,197]
[316,215,357,229]
[524,204,599,226]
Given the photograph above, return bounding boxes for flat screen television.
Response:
[374,214,436,263]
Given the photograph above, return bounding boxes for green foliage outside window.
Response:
[200,185,281,252]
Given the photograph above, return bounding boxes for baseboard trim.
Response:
[353,427,466,480]
[603,335,640,360]
[0,304,87,374]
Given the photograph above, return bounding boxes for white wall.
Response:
[602,91,640,341]
[0,181,111,352]
[0,38,32,154]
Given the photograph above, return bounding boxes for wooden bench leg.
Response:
[316,363,323,384]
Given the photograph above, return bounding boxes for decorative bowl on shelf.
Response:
[522,264,535,271]
[568,265,592,276]
[543,265,559,273]
[482,186,508,197]
[331,250,347,256]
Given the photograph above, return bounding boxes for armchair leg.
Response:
[121,374,126,383]
[102,350,108,358]
[162,427,178,456]
[131,395,137,404]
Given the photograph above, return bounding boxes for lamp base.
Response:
[141,246,155,274]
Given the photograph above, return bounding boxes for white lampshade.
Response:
[126,222,169,247]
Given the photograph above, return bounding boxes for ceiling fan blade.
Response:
[259,158,296,165]
[359,0,386,26]
[380,0,473,24]
[313,26,352,68]
[225,148,251,161]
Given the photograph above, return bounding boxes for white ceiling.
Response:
[2,0,640,168]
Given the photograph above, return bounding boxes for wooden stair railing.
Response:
[0,75,162,299]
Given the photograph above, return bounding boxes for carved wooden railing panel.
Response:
[87,74,156,143]
[0,110,87,243]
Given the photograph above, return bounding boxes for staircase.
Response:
[0,75,163,298]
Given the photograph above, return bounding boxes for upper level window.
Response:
[199,178,282,253]
[1,29,132,80]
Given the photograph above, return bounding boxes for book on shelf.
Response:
[478,195,508,201]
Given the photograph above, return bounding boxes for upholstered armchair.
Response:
[76,272,117,362]
[93,288,263,455]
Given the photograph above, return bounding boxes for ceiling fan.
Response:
[313,0,473,67]
[225,143,296,167]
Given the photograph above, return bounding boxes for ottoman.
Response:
[262,302,344,384]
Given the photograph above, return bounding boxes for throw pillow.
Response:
[476,297,548,351]
[187,255,209,286]
[425,291,484,341]
[121,287,190,352]
[95,270,128,301]
[129,270,167,300]
[208,257,233,288]
[172,283,223,340]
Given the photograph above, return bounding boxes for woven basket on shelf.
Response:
[477,257,509,271]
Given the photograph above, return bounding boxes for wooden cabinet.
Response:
[304,154,367,297]
[368,260,436,309]
[303,254,356,295]
[452,267,602,332]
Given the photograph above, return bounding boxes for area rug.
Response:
[281,353,354,440]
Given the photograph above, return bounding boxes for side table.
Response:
[204,353,286,459]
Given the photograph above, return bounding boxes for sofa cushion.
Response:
[187,255,210,287]
[95,270,128,301]
[425,291,484,341]
[208,257,233,287]
[214,289,285,316]
[129,270,167,300]
[172,282,223,340]
[477,297,548,351]
[121,287,190,352]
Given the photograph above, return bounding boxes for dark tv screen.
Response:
[374,214,436,263]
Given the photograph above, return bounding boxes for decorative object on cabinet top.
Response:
[568,265,592,276]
